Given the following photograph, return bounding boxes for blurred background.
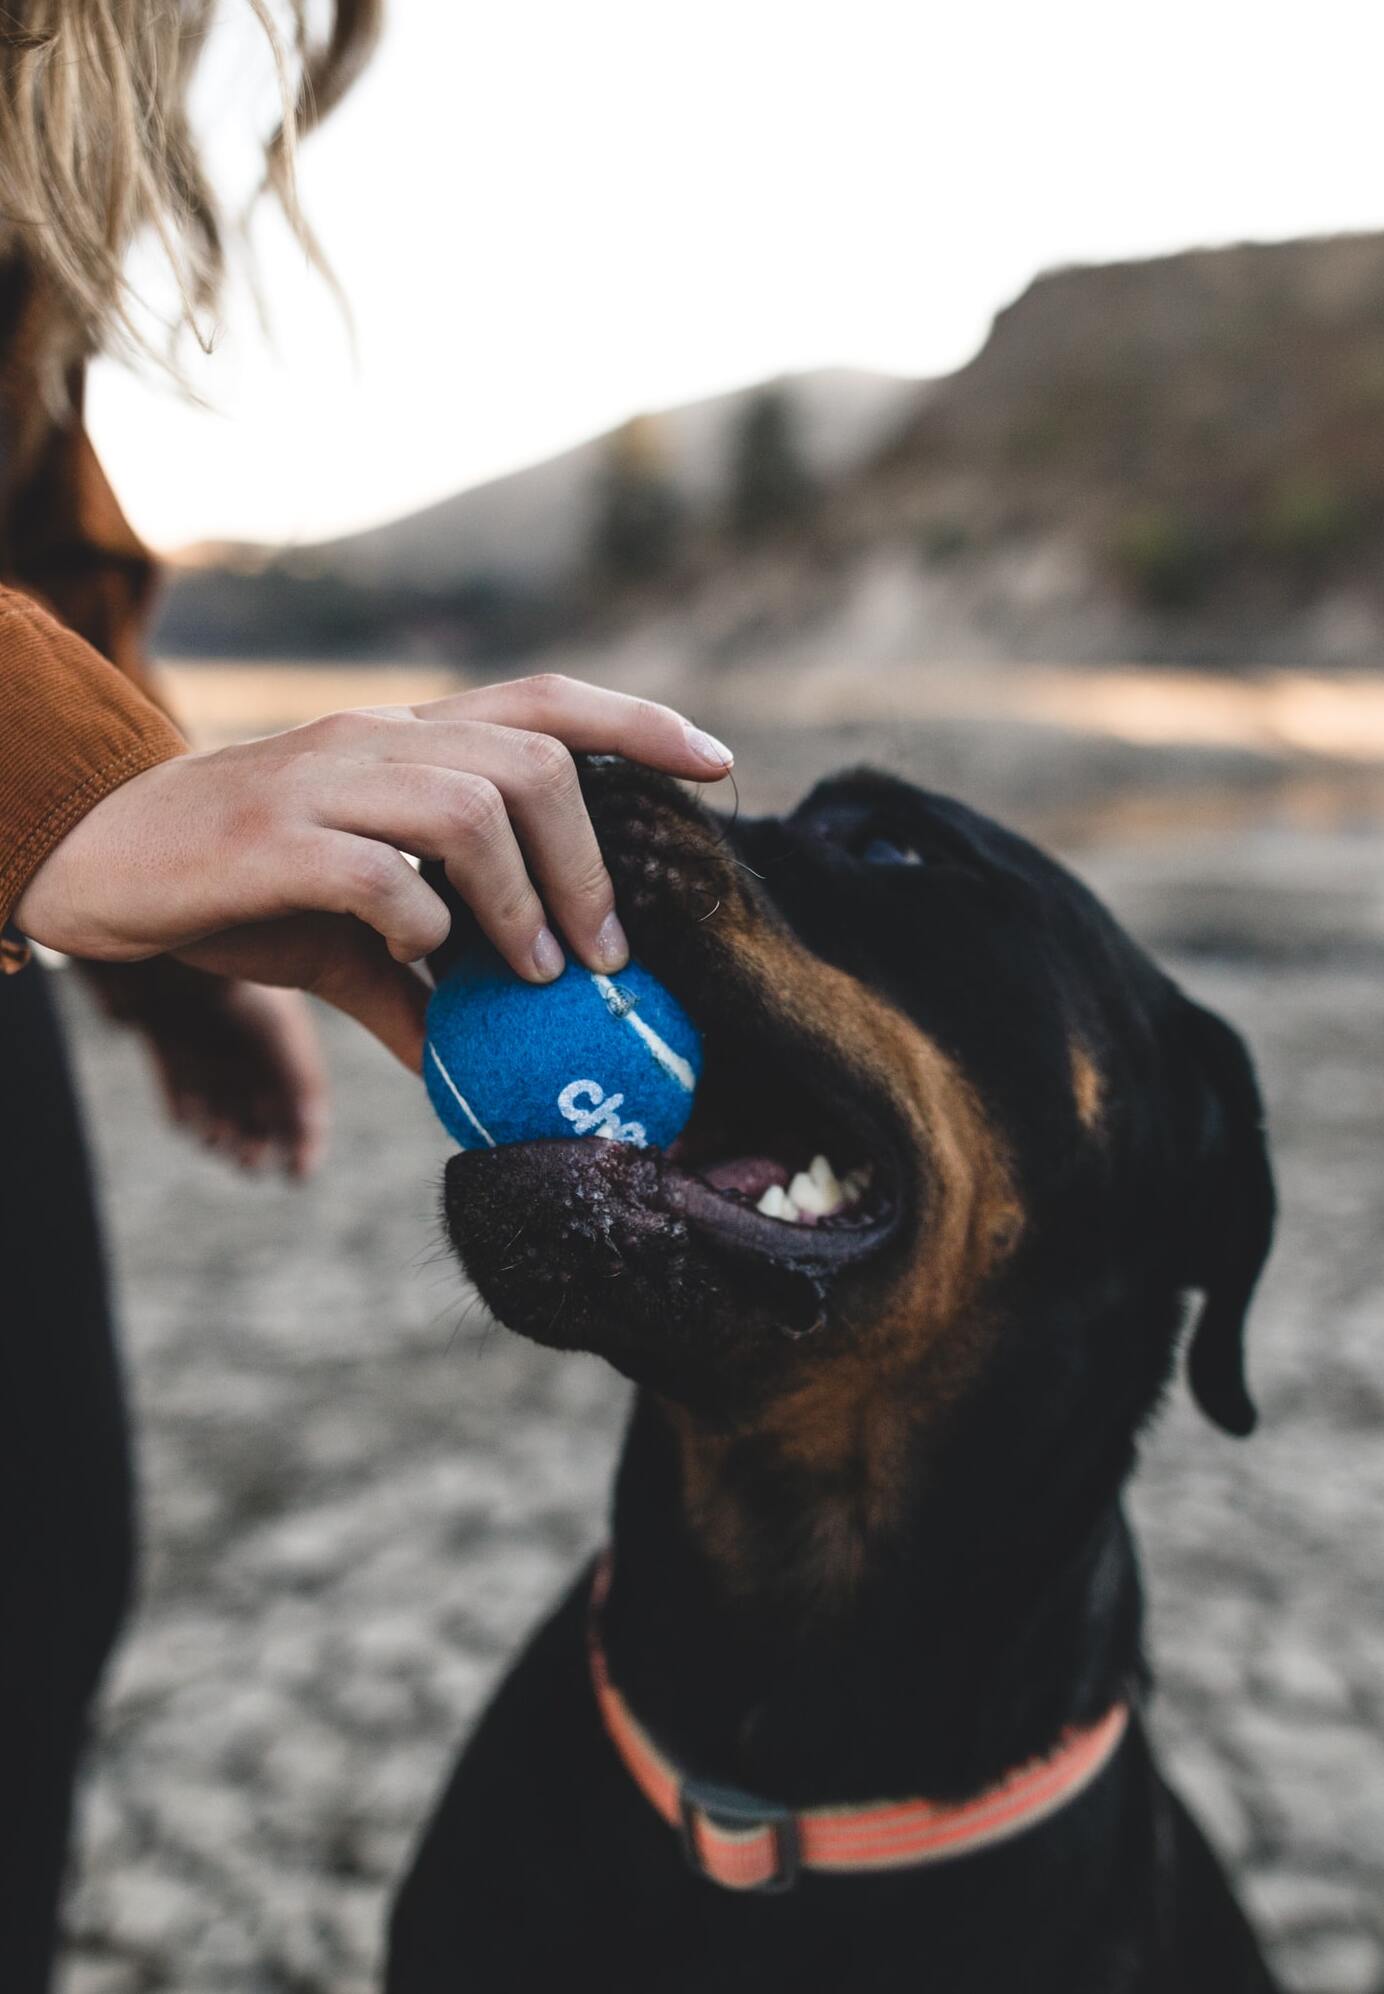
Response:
[56,3,1383,1990]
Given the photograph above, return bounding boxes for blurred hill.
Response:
[158,369,916,661]
[319,367,910,592]
[158,233,1384,673]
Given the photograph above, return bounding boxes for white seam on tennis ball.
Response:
[427,1042,496,1148]
[590,973,696,1092]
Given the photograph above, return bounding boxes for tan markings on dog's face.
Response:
[1070,1041,1105,1133]
[662,888,1025,1605]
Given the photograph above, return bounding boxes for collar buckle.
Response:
[678,1773,801,1894]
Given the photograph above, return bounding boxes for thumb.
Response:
[308,930,430,1072]
[175,914,431,1073]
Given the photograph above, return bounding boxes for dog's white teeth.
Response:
[757,1156,872,1224]
[788,1172,827,1214]
[757,1184,803,1222]
[790,1157,843,1217]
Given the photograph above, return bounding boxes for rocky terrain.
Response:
[52,710,1384,1994]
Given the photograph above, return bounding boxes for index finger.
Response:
[410,675,734,782]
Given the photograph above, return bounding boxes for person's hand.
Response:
[15,675,734,1070]
[80,960,329,1175]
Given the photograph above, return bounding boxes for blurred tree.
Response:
[590,415,683,583]
[1109,504,1225,611]
[726,384,818,543]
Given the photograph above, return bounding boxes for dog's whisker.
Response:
[705,772,771,878]
[673,842,768,885]
[440,1291,492,1356]
[432,1293,475,1336]
[406,1239,457,1273]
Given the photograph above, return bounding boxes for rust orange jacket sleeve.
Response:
[1,267,187,956]
[0,586,185,949]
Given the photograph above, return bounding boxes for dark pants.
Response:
[0,964,134,1991]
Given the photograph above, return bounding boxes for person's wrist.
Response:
[12,754,193,959]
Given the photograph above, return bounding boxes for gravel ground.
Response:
[53,733,1384,1994]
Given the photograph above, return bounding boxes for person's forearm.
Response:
[0,587,185,946]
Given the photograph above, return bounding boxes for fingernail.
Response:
[593,911,629,972]
[684,722,734,768]
[531,927,565,981]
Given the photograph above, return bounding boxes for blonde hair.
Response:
[0,0,382,389]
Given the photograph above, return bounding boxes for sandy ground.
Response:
[52,683,1384,1994]
[158,657,1384,765]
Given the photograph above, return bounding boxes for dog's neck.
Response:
[600,1291,1167,1811]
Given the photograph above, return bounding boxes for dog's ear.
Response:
[1177,1000,1276,1437]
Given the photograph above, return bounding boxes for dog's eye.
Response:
[861,836,927,868]
[801,800,961,870]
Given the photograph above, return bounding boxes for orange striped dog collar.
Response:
[588,1556,1130,1894]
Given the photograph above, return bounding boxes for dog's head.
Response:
[437,762,1273,1482]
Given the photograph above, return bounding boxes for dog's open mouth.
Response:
[654,1013,902,1275]
[439,770,910,1359]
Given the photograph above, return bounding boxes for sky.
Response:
[86,0,1384,554]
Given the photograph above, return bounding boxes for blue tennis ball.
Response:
[423,941,702,1153]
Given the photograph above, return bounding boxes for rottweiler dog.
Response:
[387,761,1280,1994]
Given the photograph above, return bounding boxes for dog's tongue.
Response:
[700,1156,791,1199]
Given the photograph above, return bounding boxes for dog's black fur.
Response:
[387,762,1280,1993]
